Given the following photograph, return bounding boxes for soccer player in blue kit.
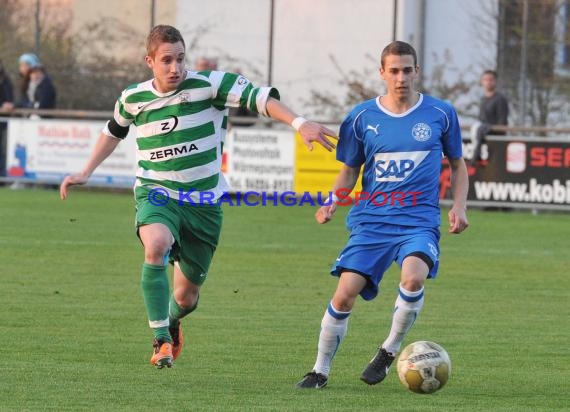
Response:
[297,41,469,389]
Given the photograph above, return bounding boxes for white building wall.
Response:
[176,0,270,78]
[176,0,496,120]
[176,0,393,117]
[270,0,394,107]
[421,0,498,84]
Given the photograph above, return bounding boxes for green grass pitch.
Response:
[0,187,567,411]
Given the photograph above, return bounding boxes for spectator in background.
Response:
[17,53,56,109]
[0,59,14,178]
[0,60,14,112]
[470,69,509,165]
[194,56,218,71]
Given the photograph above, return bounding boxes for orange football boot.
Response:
[169,324,184,361]
[150,339,173,369]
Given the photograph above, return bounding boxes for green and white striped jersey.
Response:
[106,70,280,202]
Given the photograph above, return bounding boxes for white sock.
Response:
[312,301,350,376]
[381,284,424,355]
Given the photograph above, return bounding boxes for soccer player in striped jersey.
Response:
[297,41,469,389]
[60,25,336,369]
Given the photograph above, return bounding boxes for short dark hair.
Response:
[380,41,418,68]
[482,69,498,79]
[146,25,185,57]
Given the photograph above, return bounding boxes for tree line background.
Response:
[0,0,150,111]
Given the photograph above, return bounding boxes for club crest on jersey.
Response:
[374,151,429,182]
[412,122,431,142]
[178,93,190,104]
[235,76,249,92]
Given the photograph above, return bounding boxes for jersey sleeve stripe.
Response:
[207,70,225,99]
[116,100,135,123]
[215,72,239,104]
[239,83,254,108]
[247,88,259,112]
[251,86,279,116]
[352,109,367,141]
[222,74,247,106]
[432,105,450,133]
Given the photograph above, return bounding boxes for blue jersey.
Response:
[337,94,462,229]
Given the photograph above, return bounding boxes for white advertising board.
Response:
[6,118,137,187]
[224,128,295,193]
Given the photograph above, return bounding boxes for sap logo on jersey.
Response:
[374,151,429,182]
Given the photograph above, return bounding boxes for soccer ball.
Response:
[397,340,451,394]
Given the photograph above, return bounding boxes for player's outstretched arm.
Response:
[316,164,361,224]
[447,157,469,234]
[60,133,121,200]
[265,97,337,151]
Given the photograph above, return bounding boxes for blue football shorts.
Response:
[331,222,440,301]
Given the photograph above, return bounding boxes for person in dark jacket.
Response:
[17,53,56,109]
[0,59,15,177]
[470,70,509,164]
[0,60,14,111]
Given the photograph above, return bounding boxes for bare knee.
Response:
[172,267,200,309]
[400,276,425,292]
[331,290,358,312]
[173,287,199,309]
[331,271,367,312]
[139,224,174,265]
[143,238,172,263]
[401,256,429,291]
